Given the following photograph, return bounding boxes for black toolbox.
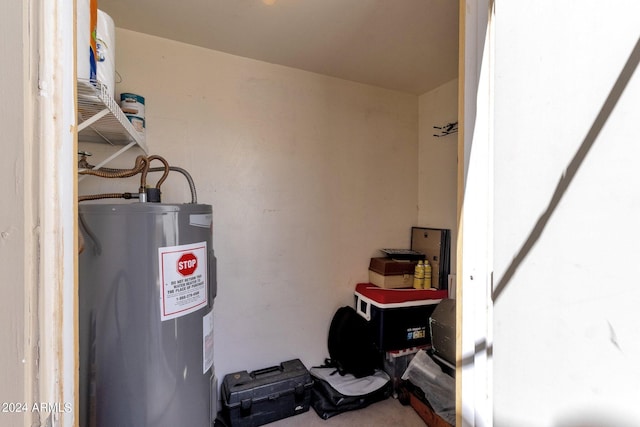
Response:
[221,359,313,427]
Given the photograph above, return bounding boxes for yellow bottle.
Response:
[424,259,432,289]
[413,260,425,289]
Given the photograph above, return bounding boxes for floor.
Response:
[265,396,425,427]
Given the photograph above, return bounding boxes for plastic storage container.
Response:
[221,359,313,427]
[383,346,429,395]
[354,283,447,351]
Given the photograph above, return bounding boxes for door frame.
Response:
[457,0,494,426]
[34,1,496,426]
[32,0,78,425]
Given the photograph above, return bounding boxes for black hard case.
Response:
[221,359,313,427]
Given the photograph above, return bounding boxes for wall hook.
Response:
[433,121,458,137]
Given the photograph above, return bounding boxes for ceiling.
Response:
[98,0,459,95]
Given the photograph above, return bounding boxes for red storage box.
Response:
[354,283,447,351]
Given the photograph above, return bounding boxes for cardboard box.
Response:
[429,299,456,366]
[368,270,414,289]
[369,257,418,275]
[368,257,417,289]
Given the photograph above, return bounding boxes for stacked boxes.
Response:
[368,257,418,289]
[354,283,447,351]
[354,282,452,402]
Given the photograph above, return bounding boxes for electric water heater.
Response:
[79,203,217,427]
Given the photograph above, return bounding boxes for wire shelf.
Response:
[77,79,148,153]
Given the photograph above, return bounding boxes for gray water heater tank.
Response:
[79,203,217,427]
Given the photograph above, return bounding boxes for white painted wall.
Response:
[490,1,640,425]
[79,29,420,382]
[418,78,458,272]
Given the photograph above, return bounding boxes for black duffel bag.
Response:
[310,366,391,419]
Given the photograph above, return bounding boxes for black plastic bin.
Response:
[221,359,313,427]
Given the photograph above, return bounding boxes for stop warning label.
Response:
[178,253,198,276]
[159,241,208,321]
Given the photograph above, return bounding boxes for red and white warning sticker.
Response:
[158,241,208,321]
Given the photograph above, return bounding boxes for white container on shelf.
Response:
[96,10,116,98]
[77,0,97,82]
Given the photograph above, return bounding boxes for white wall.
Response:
[79,29,419,381]
[418,78,458,272]
[490,1,640,425]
